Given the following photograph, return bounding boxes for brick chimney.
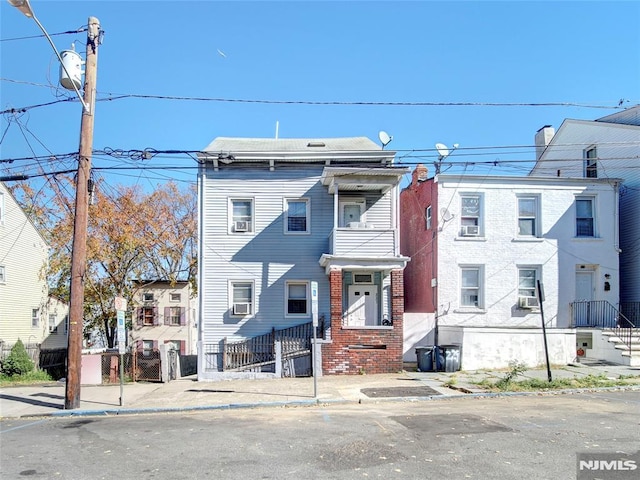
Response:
[535,125,555,161]
[412,164,428,186]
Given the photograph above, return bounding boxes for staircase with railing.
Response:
[571,300,640,365]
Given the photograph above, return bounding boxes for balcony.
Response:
[329,226,397,257]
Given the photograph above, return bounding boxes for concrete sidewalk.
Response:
[1,360,639,419]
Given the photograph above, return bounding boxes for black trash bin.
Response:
[437,344,461,372]
[415,346,435,372]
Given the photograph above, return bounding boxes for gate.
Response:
[133,350,162,382]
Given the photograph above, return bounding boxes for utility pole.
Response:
[65,16,101,410]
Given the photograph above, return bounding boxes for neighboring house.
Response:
[530,105,640,314]
[131,280,196,355]
[400,165,621,370]
[0,182,68,352]
[196,137,409,380]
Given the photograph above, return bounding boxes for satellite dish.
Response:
[435,143,450,159]
[440,208,453,222]
[378,131,393,149]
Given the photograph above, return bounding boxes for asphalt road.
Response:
[1,391,639,480]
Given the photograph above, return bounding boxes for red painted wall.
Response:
[399,166,437,313]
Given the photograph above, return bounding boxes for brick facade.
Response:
[321,269,404,375]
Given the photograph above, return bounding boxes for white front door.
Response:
[575,271,594,326]
[346,285,378,326]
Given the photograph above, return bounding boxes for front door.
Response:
[575,271,594,326]
[346,285,378,326]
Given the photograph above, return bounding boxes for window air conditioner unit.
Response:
[348,222,366,229]
[234,220,249,232]
[233,303,250,315]
[518,296,539,309]
[461,225,480,236]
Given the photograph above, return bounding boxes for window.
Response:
[0,265,5,283]
[460,266,482,308]
[518,268,538,297]
[168,306,181,325]
[166,340,181,352]
[32,308,39,327]
[576,197,595,237]
[170,292,181,302]
[285,198,310,233]
[517,196,538,236]
[49,314,58,334]
[142,292,154,303]
[0,191,4,225]
[460,194,482,236]
[142,340,154,356]
[141,307,155,326]
[286,281,309,316]
[64,315,69,334]
[584,147,597,178]
[231,281,253,316]
[426,206,432,230]
[231,199,253,233]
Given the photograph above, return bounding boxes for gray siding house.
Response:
[196,137,409,380]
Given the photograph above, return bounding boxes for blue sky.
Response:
[1,0,639,189]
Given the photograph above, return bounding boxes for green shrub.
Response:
[1,339,35,376]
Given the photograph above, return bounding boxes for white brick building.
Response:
[401,170,621,370]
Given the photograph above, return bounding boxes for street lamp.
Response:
[8,0,89,113]
[8,0,101,409]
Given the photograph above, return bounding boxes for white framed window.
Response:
[460,194,482,237]
[230,198,253,233]
[49,314,58,334]
[460,266,483,308]
[339,198,366,227]
[518,267,540,308]
[170,292,181,302]
[517,195,539,237]
[142,340,154,356]
[166,340,181,352]
[230,281,253,316]
[584,146,597,178]
[142,292,154,303]
[286,281,309,316]
[32,308,39,327]
[0,265,5,283]
[285,198,310,234]
[168,306,181,325]
[576,196,595,237]
[426,205,432,230]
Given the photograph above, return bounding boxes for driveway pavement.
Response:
[1,360,639,419]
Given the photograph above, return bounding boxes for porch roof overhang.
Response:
[320,167,410,194]
[319,254,410,274]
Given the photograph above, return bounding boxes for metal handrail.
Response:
[571,300,637,353]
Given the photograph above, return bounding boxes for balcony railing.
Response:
[329,227,397,257]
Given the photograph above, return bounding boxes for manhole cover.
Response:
[361,386,441,398]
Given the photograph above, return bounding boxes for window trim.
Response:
[584,146,598,178]
[229,280,254,317]
[0,191,4,225]
[32,308,39,328]
[141,306,156,326]
[285,280,310,318]
[459,193,483,237]
[516,194,540,237]
[426,205,432,230]
[49,314,58,334]
[459,265,484,309]
[284,197,310,234]
[169,292,181,303]
[229,198,254,234]
[0,265,5,284]
[142,292,154,303]
[168,306,182,325]
[575,195,596,238]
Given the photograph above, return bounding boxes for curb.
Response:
[7,384,640,420]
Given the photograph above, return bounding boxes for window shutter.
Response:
[136,308,142,327]
[136,339,143,352]
[164,307,170,326]
[153,307,159,326]
[180,340,185,355]
[180,307,186,326]
[153,340,159,351]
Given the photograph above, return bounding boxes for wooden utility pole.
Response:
[65,17,100,410]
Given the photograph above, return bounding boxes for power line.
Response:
[0,27,87,42]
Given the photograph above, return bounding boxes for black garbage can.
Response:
[415,346,435,372]
[437,344,461,372]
